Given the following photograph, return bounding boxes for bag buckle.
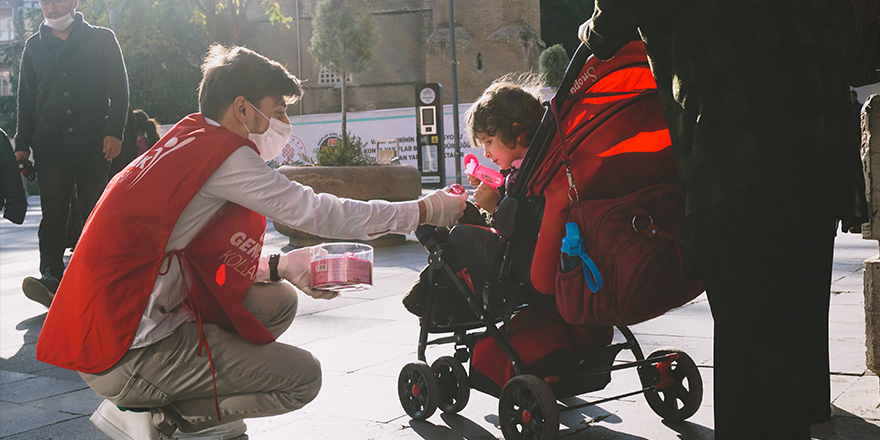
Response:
[632,212,658,237]
[566,166,579,203]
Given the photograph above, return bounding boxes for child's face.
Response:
[476,133,528,170]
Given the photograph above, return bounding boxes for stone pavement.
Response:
[1,196,879,440]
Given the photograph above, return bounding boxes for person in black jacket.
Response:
[1,128,27,225]
[580,1,858,438]
[14,0,129,308]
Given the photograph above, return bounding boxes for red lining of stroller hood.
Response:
[527,42,680,296]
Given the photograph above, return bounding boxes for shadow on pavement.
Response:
[812,407,880,440]
[0,314,46,374]
[16,313,46,333]
[486,403,655,440]
[662,419,715,439]
[408,414,497,440]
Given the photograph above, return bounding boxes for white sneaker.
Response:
[174,420,247,440]
[90,399,161,440]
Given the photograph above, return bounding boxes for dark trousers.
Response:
[696,214,836,440]
[35,154,108,279]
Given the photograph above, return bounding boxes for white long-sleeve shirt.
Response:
[130,125,419,349]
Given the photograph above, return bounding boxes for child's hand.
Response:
[474,182,502,213]
[466,174,481,189]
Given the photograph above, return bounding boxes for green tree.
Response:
[539,44,570,89]
[309,0,377,148]
[193,0,290,46]
[77,0,207,124]
[0,5,43,135]
[1,0,292,129]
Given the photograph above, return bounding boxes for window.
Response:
[318,67,353,86]
[0,69,12,96]
[0,6,13,42]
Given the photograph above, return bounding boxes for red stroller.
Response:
[397,42,703,440]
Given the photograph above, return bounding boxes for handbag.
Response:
[554,185,704,326]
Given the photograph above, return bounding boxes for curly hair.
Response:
[198,44,303,120]
[465,73,545,150]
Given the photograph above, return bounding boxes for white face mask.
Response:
[243,102,292,161]
[45,13,74,31]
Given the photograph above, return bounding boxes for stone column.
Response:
[861,94,880,392]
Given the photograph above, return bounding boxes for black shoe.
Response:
[22,273,60,308]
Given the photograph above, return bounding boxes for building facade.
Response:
[0,0,15,97]
[249,0,543,115]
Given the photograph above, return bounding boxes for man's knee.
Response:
[299,369,322,407]
[282,353,322,410]
[244,282,298,333]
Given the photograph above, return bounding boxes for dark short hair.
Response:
[198,44,303,120]
[465,73,545,150]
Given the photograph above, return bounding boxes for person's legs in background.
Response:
[22,154,73,307]
[702,215,835,440]
[22,154,109,307]
[73,154,109,228]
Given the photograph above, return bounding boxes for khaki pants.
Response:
[80,282,321,435]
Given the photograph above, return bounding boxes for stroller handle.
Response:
[415,224,441,253]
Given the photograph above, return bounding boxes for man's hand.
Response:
[473,182,502,213]
[280,247,340,300]
[14,151,29,162]
[578,18,593,44]
[420,187,468,227]
[103,136,122,160]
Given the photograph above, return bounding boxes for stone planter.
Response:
[274,164,422,247]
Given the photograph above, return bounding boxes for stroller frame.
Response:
[397,226,702,440]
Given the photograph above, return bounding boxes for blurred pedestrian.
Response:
[1,128,27,225]
[14,0,129,308]
[580,0,860,438]
[133,109,160,156]
[108,108,139,179]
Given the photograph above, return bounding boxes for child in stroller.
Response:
[464,73,544,216]
[397,42,704,440]
[401,73,545,319]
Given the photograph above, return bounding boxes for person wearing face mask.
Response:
[34,44,467,440]
[15,0,129,309]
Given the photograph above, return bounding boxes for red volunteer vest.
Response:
[36,114,274,373]
[184,203,274,344]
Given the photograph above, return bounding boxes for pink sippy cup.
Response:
[463,153,505,188]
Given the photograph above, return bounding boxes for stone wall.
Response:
[426,0,543,106]
[862,94,880,382]
[248,0,541,116]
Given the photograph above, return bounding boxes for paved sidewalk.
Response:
[1,196,879,439]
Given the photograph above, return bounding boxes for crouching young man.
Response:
[35,44,467,440]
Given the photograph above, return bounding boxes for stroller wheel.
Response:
[398,361,439,420]
[431,356,470,414]
[643,348,703,422]
[499,375,559,440]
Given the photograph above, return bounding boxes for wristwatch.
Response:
[269,254,281,282]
